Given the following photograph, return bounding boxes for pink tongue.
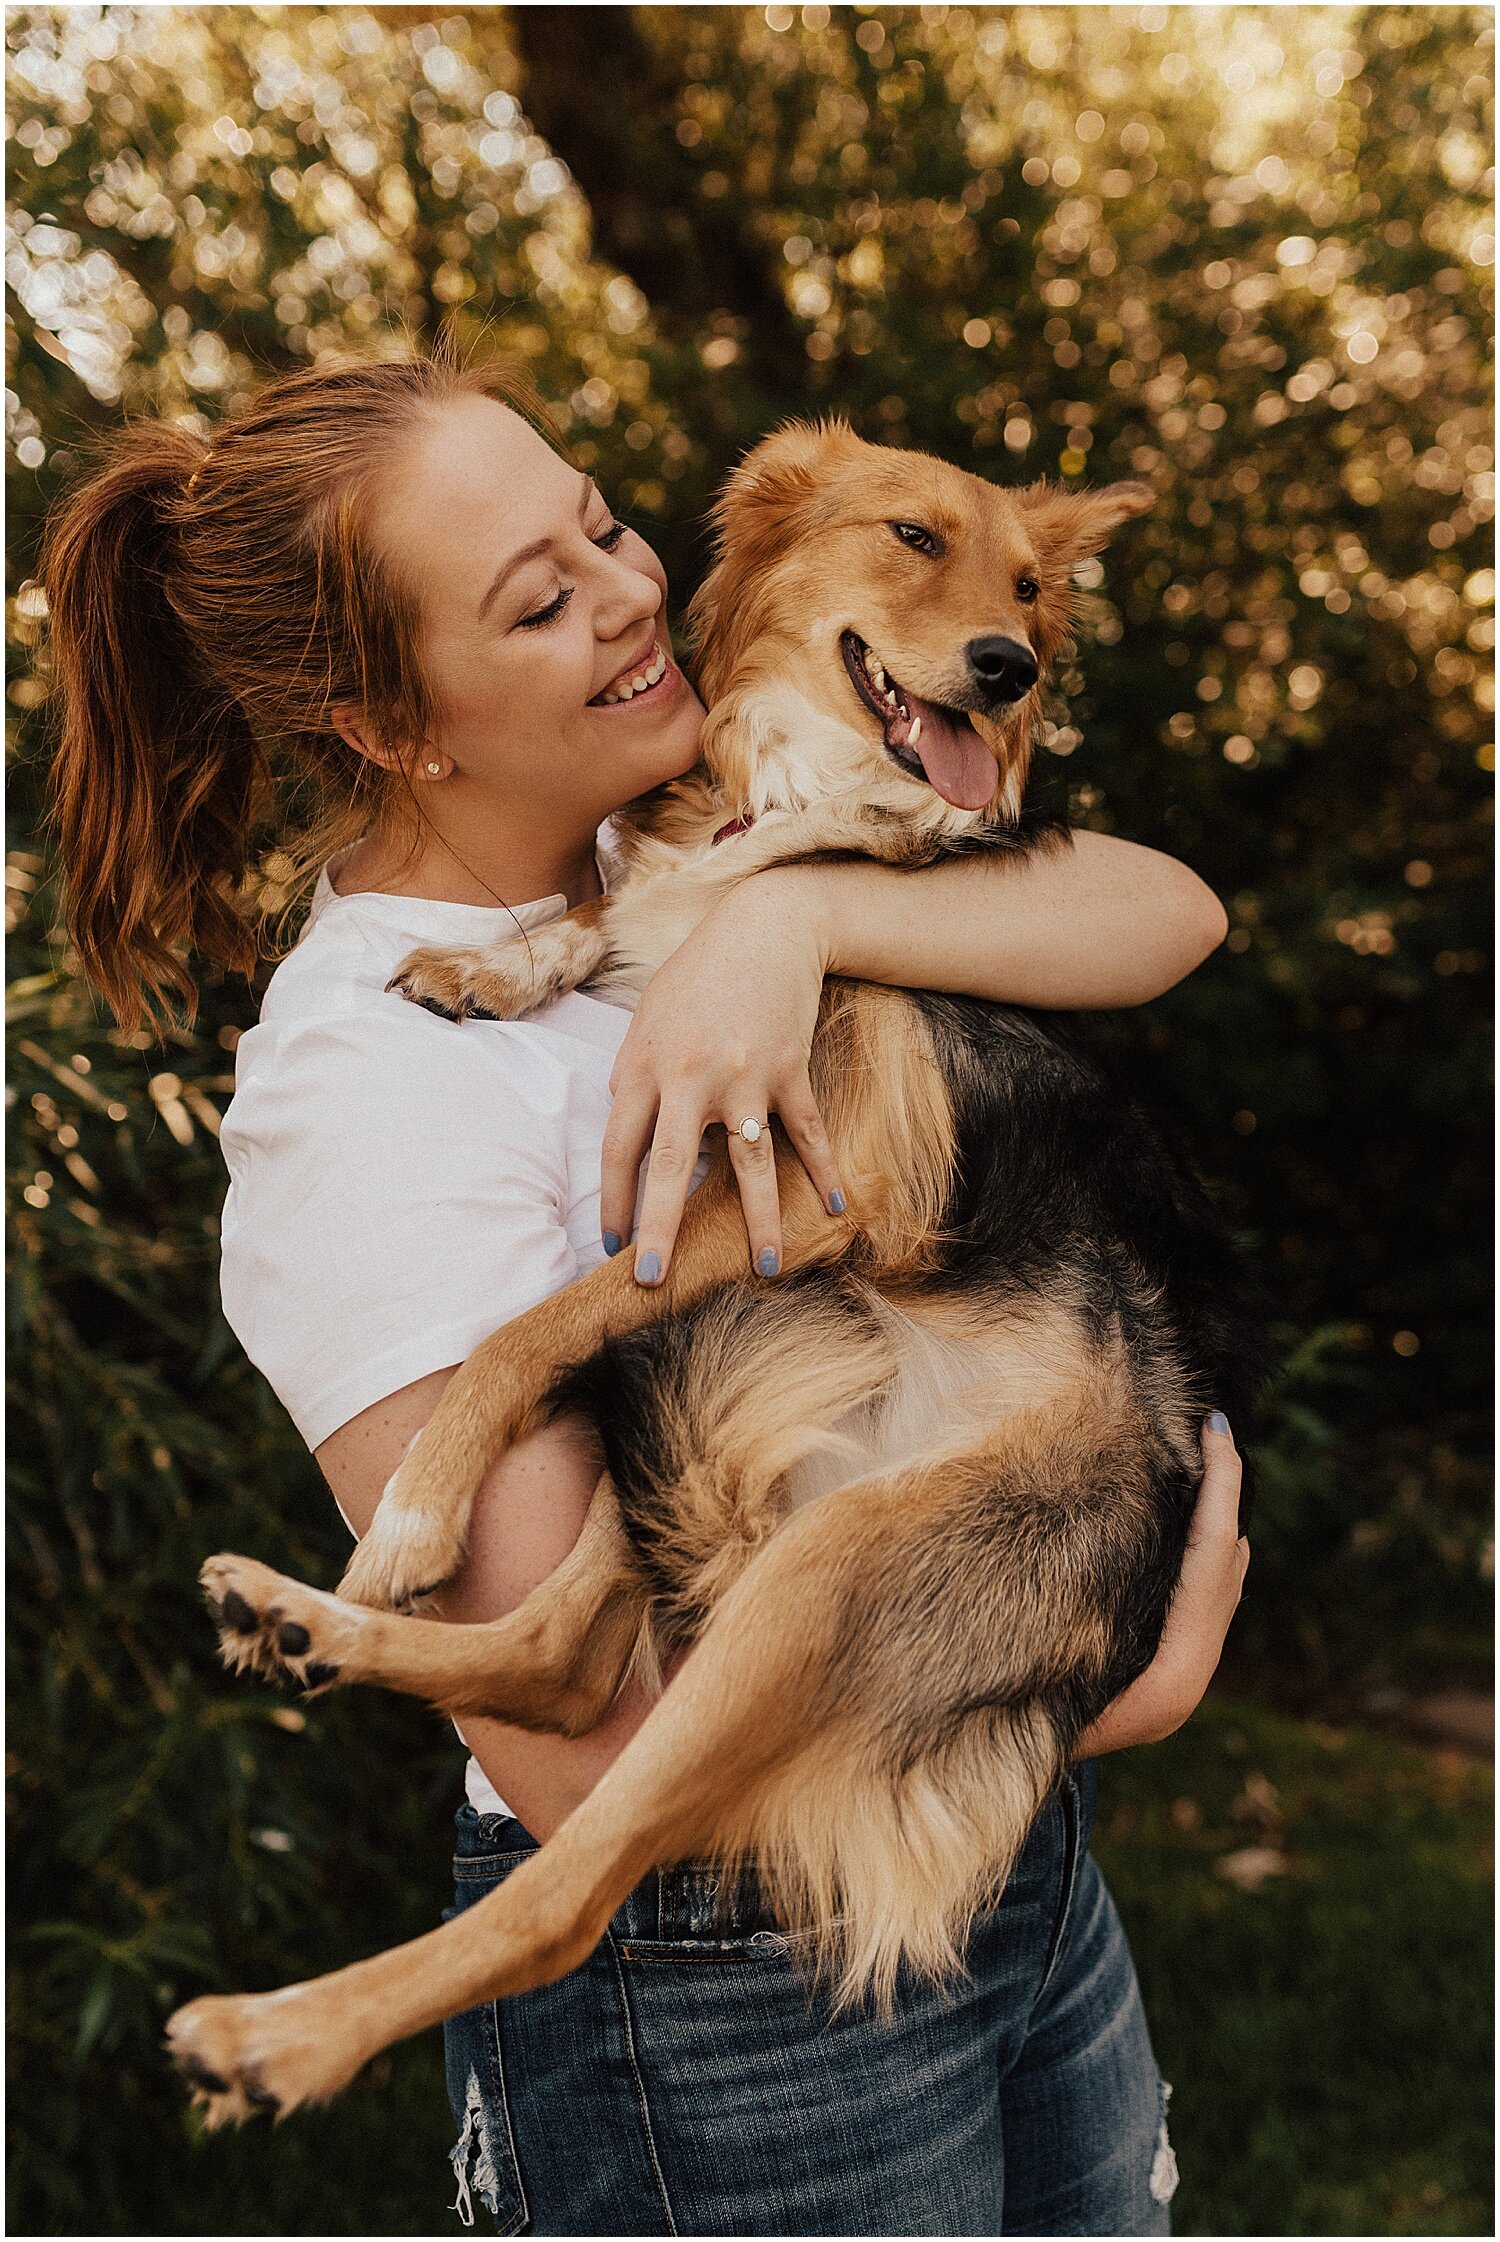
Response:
[888,697,998,811]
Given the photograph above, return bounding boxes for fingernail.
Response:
[636,1251,661,1285]
[828,1189,846,1216]
[602,1230,623,1257]
[1207,1410,1231,1436]
[757,1247,781,1278]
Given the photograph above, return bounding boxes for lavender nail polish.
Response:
[602,1230,623,1257]
[636,1251,661,1285]
[829,1189,847,1216]
[1207,1410,1231,1435]
[757,1247,781,1278]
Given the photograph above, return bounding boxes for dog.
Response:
[168,421,1263,2127]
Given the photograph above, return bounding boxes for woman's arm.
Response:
[780,829,1228,1011]
[601,832,1225,1280]
[318,1383,656,1844]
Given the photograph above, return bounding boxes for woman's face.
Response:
[369,393,705,837]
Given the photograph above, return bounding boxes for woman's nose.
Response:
[596,557,664,643]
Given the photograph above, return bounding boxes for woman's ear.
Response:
[331,704,397,772]
[331,707,450,781]
[1015,479,1156,569]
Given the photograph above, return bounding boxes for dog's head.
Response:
[687,421,1153,831]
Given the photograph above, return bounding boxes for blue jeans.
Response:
[442,1764,1177,2236]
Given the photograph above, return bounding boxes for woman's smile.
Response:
[590,635,682,709]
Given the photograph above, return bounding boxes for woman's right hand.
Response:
[598,872,846,1285]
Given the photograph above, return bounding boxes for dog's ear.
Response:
[1014,479,1155,568]
[689,420,862,698]
[721,418,860,527]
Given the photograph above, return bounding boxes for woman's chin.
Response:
[632,696,707,792]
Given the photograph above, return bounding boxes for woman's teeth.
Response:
[598,642,667,704]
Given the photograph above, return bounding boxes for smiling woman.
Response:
[40,343,1242,2234]
[322,389,705,906]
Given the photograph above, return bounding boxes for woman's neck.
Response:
[334,792,602,911]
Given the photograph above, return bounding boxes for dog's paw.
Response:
[386,943,531,1022]
[336,1502,462,1613]
[201,1554,358,1694]
[167,1986,359,2129]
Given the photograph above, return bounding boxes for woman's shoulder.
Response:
[222,895,625,1171]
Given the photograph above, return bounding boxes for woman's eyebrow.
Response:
[476,476,599,623]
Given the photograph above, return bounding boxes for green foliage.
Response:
[6,6,1492,2233]
[1095,1695,1494,2236]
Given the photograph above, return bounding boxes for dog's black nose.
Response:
[966,636,1039,705]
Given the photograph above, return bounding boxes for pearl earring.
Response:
[426,760,442,777]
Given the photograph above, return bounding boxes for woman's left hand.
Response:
[599,877,846,1283]
[1075,1416,1250,1757]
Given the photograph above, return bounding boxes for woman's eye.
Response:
[517,586,572,630]
[516,523,626,626]
[1016,575,1040,603]
[890,520,939,555]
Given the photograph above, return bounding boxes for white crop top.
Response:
[218,844,633,1819]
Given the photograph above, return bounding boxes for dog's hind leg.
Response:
[201,1473,649,1735]
[166,1465,938,2129]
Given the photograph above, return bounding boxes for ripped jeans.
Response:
[442,1761,1176,2237]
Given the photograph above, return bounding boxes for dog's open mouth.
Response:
[840,632,999,812]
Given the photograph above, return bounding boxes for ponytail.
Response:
[42,421,267,1033]
[39,350,565,1037]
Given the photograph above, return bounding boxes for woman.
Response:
[45,352,1247,2236]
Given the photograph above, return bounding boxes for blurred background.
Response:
[6,5,1492,2233]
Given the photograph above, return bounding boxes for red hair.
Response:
[41,350,561,1033]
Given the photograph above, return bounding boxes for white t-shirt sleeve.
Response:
[219,1008,584,1450]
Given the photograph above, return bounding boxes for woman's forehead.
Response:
[378,393,582,569]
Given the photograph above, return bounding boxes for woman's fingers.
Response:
[623,1070,845,1286]
[776,1070,847,1217]
[1191,1411,1245,1551]
[629,1119,705,1285]
[724,1113,784,1276]
[598,1084,658,1256]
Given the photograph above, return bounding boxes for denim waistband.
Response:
[453,1757,1096,1947]
[453,1803,789,1942]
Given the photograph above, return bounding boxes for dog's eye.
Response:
[889,521,940,556]
[1016,575,1041,603]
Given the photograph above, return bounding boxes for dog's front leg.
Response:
[387,894,612,1022]
[339,1147,855,1609]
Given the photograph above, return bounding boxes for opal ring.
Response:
[736,1116,766,1146]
